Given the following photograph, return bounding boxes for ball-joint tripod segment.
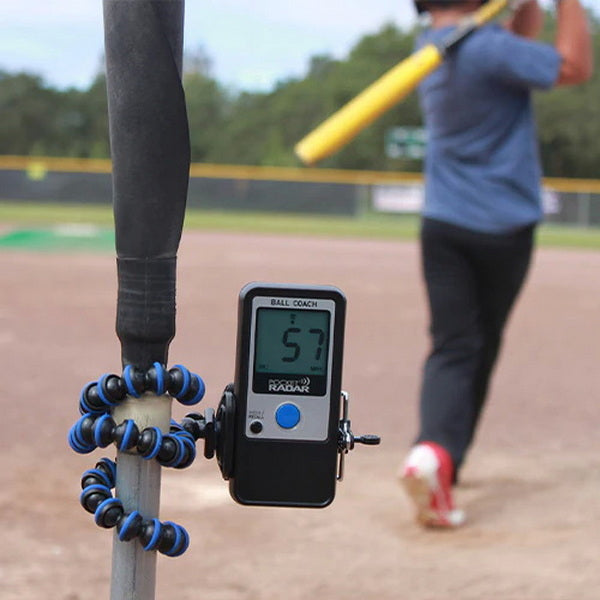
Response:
[180,385,236,479]
[69,363,206,557]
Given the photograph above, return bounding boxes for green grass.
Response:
[0,202,116,227]
[535,226,600,250]
[183,208,420,239]
[1,201,599,250]
[0,226,115,252]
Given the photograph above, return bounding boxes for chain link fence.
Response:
[1,156,599,227]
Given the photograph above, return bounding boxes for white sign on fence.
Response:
[373,184,424,213]
[373,183,562,215]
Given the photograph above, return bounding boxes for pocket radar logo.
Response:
[268,377,310,393]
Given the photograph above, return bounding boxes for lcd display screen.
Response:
[253,307,330,395]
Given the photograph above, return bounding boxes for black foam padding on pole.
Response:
[116,257,176,367]
[103,0,190,368]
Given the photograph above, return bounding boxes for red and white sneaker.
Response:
[400,442,466,528]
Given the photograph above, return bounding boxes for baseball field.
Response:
[2,208,600,599]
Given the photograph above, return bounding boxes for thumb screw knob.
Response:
[355,434,381,445]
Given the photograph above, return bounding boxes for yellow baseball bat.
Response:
[295,0,510,165]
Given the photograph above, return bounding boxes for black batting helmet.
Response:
[414,0,489,14]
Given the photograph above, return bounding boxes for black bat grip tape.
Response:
[116,257,177,368]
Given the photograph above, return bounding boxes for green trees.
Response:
[0,10,598,178]
[534,12,600,178]
[0,70,109,158]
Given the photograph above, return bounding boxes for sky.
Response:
[0,0,417,92]
[0,0,581,93]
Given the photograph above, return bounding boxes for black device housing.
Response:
[230,282,346,507]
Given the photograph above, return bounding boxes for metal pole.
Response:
[102,1,190,598]
[111,395,171,600]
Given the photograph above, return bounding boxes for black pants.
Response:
[416,217,534,479]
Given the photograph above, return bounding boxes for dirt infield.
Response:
[2,230,600,600]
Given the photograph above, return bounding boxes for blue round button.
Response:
[275,403,301,429]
